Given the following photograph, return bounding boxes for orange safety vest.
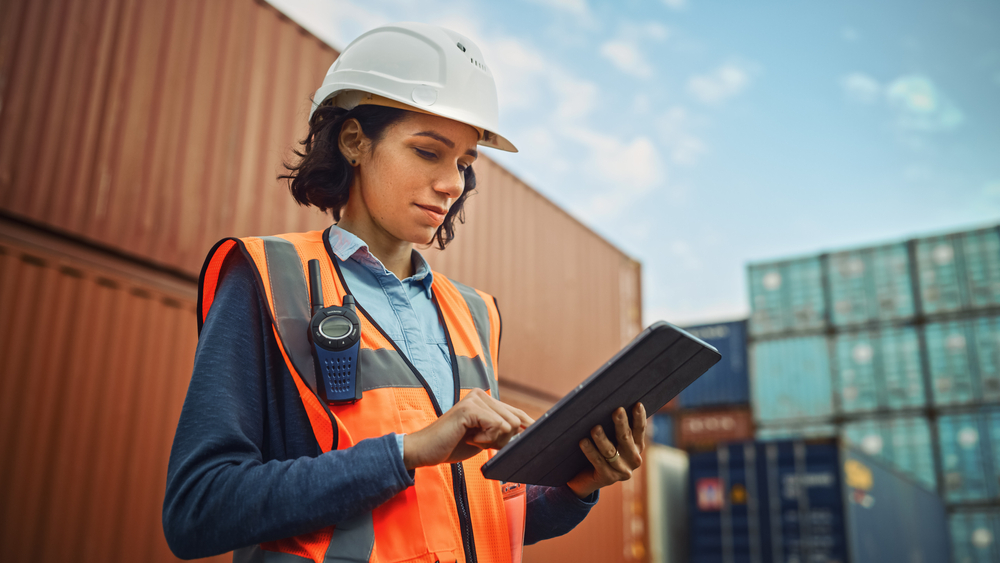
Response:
[198,229,526,563]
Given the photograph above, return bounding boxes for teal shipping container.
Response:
[828,243,915,327]
[748,257,826,336]
[833,327,925,413]
[938,409,1000,502]
[841,416,936,489]
[926,317,1000,406]
[917,227,1000,314]
[755,423,837,441]
[951,509,1000,563]
[751,336,833,423]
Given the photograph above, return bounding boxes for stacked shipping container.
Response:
[687,439,951,563]
[0,0,646,561]
[651,320,754,450]
[747,224,1000,561]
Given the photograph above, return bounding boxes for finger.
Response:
[506,404,535,429]
[464,402,513,445]
[613,408,641,465]
[632,402,647,454]
[584,430,631,481]
[483,394,535,431]
[578,437,608,473]
[590,425,618,460]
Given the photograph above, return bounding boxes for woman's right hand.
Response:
[402,388,534,469]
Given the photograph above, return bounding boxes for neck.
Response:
[336,215,415,281]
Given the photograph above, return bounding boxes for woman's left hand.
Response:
[566,402,647,499]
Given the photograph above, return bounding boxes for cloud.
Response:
[841,72,880,103]
[528,0,590,17]
[600,40,654,78]
[668,240,702,271]
[661,0,687,10]
[549,72,599,119]
[562,128,666,220]
[885,74,964,131]
[688,63,751,104]
[670,137,707,165]
[657,105,708,165]
[633,94,651,114]
[568,128,663,192]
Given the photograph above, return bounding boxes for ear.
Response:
[338,118,371,165]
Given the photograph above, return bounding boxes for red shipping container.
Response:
[676,408,754,449]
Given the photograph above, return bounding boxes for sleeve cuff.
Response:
[555,484,599,506]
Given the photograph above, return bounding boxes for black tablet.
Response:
[481,321,721,486]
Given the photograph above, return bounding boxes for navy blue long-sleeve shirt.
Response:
[163,250,595,559]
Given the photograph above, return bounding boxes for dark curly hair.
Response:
[280,101,476,249]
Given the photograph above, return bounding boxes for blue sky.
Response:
[268,0,1000,326]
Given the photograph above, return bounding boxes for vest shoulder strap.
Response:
[197,232,342,452]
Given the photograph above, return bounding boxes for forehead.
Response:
[394,111,480,149]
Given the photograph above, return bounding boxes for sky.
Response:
[267,0,1000,326]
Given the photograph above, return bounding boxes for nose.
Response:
[433,167,465,200]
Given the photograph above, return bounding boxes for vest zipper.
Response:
[451,462,478,563]
[325,236,481,562]
[435,294,479,563]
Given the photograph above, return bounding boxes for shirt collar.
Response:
[327,225,435,297]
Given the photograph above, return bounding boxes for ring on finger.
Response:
[604,449,620,464]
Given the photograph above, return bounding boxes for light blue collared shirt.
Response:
[327,226,456,457]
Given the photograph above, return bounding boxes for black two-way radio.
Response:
[307,259,362,404]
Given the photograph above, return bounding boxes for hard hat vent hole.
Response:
[457,42,466,52]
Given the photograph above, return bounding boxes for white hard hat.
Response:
[310,22,517,153]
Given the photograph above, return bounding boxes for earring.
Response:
[351,159,356,165]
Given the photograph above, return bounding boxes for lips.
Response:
[416,203,448,225]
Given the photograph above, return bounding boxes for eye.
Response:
[415,148,436,160]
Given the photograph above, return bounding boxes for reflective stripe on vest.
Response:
[198,229,521,563]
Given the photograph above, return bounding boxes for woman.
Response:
[164,22,646,563]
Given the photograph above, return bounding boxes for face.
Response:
[343,111,480,246]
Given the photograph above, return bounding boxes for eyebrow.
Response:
[413,131,478,158]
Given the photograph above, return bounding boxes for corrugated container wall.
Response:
[926,316,1000,406]
[675,408,753,450]
[750,335,834,423]
[840,415,936,489]
[937,408,1000,503]
[677,320,749,408]
[0,0,335,272]
[748,257,826,337]
[0,0,649,561]
[833,326,926,413]
[0,225,225,563]
[827,243,915,326]
[917,228,1000,314]
[0,0,644,404]
[687,440,950,563]
[950,508,1000,563]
